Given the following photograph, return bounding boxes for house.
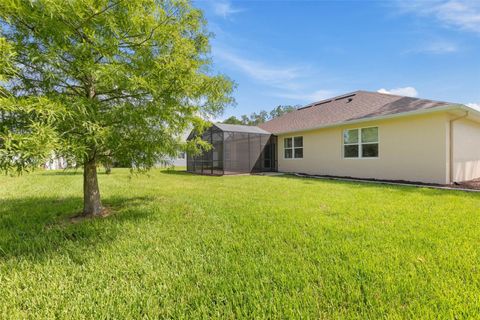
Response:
[44,156,69,170]
[187,91,480,184]
[157,152,186,168]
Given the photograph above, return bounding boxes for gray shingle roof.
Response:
[214,123,271,134]
[258,90,454,134]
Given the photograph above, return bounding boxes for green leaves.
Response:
[0,37,16,85]
[0,97,67,173]
[0,0,234,172]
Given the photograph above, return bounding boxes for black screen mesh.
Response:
[187,125,276,175]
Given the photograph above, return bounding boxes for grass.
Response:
[1,168,480,319]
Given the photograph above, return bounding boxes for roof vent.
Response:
[347,98,353,103]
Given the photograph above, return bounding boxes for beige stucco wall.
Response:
[277,112,450,184]
[452,117,480,182]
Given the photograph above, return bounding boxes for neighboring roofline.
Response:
[270,104,480,135]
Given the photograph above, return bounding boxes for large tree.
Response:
[0,0,234,216]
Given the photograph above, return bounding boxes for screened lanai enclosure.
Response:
[187,123,277,175]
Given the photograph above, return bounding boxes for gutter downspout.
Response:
[449,111,469,184]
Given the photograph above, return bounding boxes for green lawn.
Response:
[1,169,479,319]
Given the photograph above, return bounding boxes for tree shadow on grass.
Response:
[0,195,155,261]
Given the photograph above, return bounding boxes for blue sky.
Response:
[194,0,480,119]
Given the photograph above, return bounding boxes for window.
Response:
[284,136,303,159]
[343,127,378,158]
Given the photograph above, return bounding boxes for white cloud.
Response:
[214,48,303,90]
[434,1,480,33]
[466,103,480,110]
[408,40,459,54]
[398,0,480,34]
[210,0,243,18]
[214,48,335,103]
[377,87,419,97]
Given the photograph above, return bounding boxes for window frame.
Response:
[343,126,379,159]
[284,136,304,160]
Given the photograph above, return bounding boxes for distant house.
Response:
[45,153,186,171]
[159,152,186,167]
[158,131,190,167]
[188,91,480,184]
[44,156,69,170]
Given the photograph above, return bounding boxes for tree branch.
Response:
[118,24,162,48]
[80,1,123,27]
[98,93,144,103]
[117,8,180,48]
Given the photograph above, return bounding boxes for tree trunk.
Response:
[83,159,103,216]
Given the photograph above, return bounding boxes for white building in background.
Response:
[157,152,186,168]
[44,156,69,170]
[157,131,189,168]
[44,153,186,170]
[171,152,186,167]
[44,130,189,170]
